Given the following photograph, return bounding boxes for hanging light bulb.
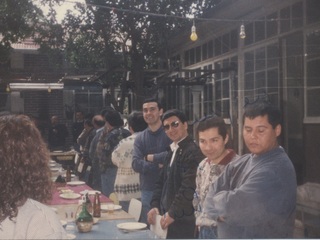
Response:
[48,86,51,93]
[239,24,246,39]
[6,84,10,92]
[190,20,198,42]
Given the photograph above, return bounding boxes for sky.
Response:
[34,0,86,23]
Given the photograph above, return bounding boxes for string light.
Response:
[6,84,10,92]
[48,87,51,93]
[239,24,246,39]
[190,20,198,42]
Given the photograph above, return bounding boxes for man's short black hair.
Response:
[143,97,163,110]
[243,100,282,129]
[161,109,188,123]
[127,111,148,132]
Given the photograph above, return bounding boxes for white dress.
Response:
[0,199,67,239]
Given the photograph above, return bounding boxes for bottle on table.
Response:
[85,192,93,214]
[66,166,71,182]
[93,192,101,217]
[76,202,93,233]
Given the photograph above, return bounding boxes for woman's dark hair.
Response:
[0,114,53,222]
[161,109,188,123]
[127,111,148,132]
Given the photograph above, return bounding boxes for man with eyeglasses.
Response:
[147,109,204,239]
[132,98,172,224]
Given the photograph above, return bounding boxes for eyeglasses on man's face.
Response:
[163,120,180,131]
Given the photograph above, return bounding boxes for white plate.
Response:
[60,220,67,227]
[93,217,99,224]
[101,204,122,211]
[49,163,56,167]
[80,190,101,195]
[50,167,60,172]
[117,222,147,231]
[67,233,76,239]
[66,181,85,186]
[59,193,81,199]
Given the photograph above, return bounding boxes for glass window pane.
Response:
[267,69,279,93]
[215,37,222,56]
[307,89,320,116]
[267,44,279,68]
[255,48,266,71]
[292,2,303,28]
[221,100,230,118]
[196,46,201,63]
[306,0,320,24]
[202,43,208,60]
[245,51,254,73]
[255,18,265,42]
[245,22,254,46]
[307,59,320,87]
[89,93,103,113]
[245,73,254,90]
[280,7,290,33]
[184,51,189,67]
[215,100,222,116]
[190,48,195,65]
[208,40,214,58]
[267,12,278,38]
[214,62,221,80]
[222,79,229,98]
[222,59,229,78]
[222,33,229,53]
[306,30,320,58]
[216,80,222,100]
[230,29,238,49]
[256,71,266,94]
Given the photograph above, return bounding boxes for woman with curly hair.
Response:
[0,114,67,239]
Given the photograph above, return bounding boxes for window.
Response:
[255,18,266,42]
[266,12,278,38]
[208,40,214,58]
[214,59,232,118]
[292,2,303,29]
[306,29,320,118]
[244,44,279,105]
[196,46,201,63]
[306,0,320,24]
[75,90,103,115]
[280,7,290,33]
[202,43,208,60]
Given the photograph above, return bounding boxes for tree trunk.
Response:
[131,53,145,111]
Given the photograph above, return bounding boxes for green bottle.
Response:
[76,202,93,233]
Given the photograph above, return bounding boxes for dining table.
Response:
[47,172,158,239]
[64,219,158,239]
[50,150,77,167]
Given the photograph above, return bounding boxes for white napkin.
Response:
[150,214,168,239]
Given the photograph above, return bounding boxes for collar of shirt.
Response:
[169,136,188,152]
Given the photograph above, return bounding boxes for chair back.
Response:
[109,192,119,205]
[128,198,142,221]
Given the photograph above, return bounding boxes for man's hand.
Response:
[147,208,159,225]
[160,212,174,229]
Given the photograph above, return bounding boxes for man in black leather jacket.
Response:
[148,109,204,239]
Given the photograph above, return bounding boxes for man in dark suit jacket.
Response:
[148,109,204,239]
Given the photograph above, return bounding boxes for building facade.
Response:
[161,0,320,184]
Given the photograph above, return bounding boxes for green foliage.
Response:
[0,0,42,62]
